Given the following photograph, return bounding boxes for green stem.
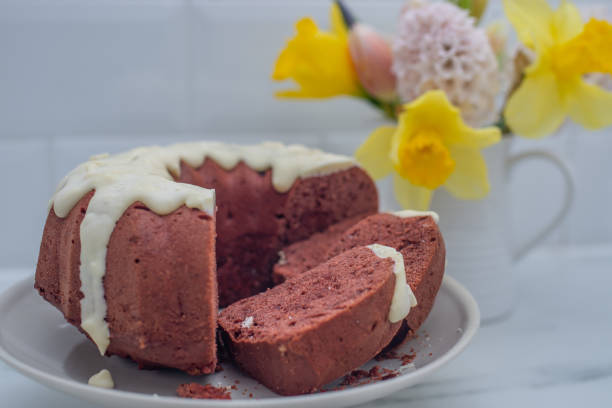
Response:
[361,91,399,121]
[494,115,512,136]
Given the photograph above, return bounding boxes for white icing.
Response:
[50,141,355,355]
[241,316,254,328]
[88,369,114,389]
[391,209,439,224]
[164,142,356,193]
[367,244,418,323]
[277,250,287,265]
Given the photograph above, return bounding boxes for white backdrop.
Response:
[0,0,610,269]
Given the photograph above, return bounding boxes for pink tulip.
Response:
[348,23,397,102]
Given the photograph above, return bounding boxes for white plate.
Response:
[0,275,479,408]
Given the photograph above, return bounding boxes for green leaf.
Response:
[447,0,473,12]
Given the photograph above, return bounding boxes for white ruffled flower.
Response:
[392,1,500,127]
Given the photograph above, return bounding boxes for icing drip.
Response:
[391,209,439,224]
[88,369,114,389]
[164,141,356,193]
[49,142,356,355]
[367,244,417,323]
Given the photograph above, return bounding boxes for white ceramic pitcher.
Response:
[379,138,574,323]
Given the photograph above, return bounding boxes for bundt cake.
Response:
[274,210,445,336]
[35,142,379,375]
[218,245,417,396]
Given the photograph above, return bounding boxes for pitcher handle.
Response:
[507,150,575,261]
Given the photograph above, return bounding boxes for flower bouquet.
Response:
[272,0,612,210]
[271,0,611,321]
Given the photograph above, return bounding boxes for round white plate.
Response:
[0,275,478,408]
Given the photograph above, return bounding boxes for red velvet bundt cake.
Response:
[35,142,378,374]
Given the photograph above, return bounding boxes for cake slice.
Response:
[218,245,416,395]
[273,211,445,335]
[274,215,365,284]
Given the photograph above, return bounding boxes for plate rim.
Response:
[0,275,479,407]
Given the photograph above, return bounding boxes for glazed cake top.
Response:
[49,141,357,355]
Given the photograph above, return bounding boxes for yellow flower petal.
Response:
[455,127,502,150]
[559,19,612,77]
[271,16,359,98]
[330,2,348,42]
[355,126,396,180]
[274,89,318,98]
[394,130,456,190]
[393,173,433,211]
[444,146,491,200]
[392,90,501,150]
[504,72,566,138]
[272,18,318,81]
[551,0,583,43]
[503,0,553,49]
[358,90,499,207]
[399,91,464,139]
[567,78,612,130]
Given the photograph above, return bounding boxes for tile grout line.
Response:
[184,0,197,135]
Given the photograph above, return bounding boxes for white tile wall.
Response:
[0,139,53,267]
[0,0,611,269]
[0,0,190,137]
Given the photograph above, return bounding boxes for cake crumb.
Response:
[400,352,416,365]
[375,349,398,361]
[214,363,224,372]
[339,364,405,387]
[176,383,231,400]
[340,369,369,385]
[376,348,416,366]
[241,316,254,328]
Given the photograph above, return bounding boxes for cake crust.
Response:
[35,192,218,374]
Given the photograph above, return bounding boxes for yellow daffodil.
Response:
[271,3,360,98]
[503,0,612,138]
[356,91,501,210]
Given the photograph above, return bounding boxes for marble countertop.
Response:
[1,245,611,407]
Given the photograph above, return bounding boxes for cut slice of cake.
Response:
[218,245,416,395]
[274,215,366,284]
[273,211,445,335]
